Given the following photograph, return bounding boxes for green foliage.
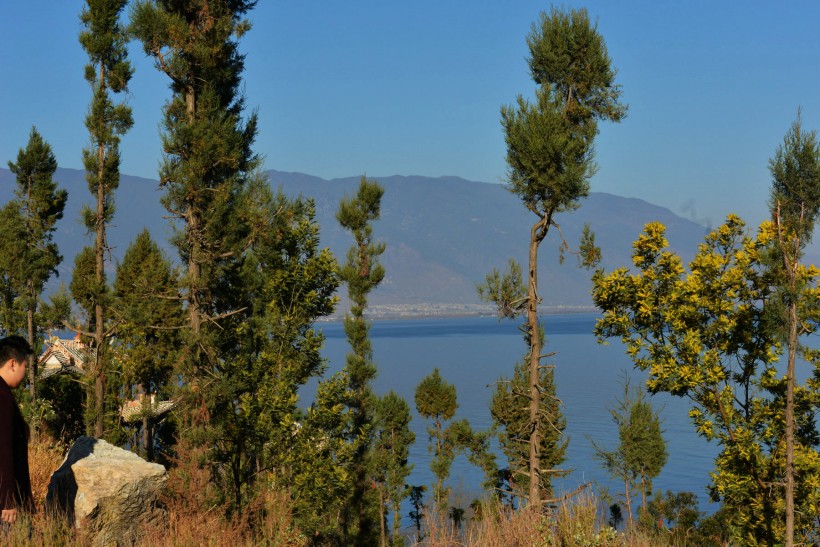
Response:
[5,127,68,399]
[415,368,458,507]
[415,368,457,423]
[769,112,820,244]
[592,216,820,543]
[638,490,700,544]
[77,0,134,439]
[766,112,820,545]
[491,355,567,501]
[446,418,498,495]
[336,176,386,543]
[0,204,28,336]
[592,374,667,525]
[69,247,103,328]
[26,285,78,443]
[39,372,86,445]
[234,181,340,527]
[79,0,133,228]
[408,485,426,539]
[131,0,263,509]
[477,259,526,319]
[112,230,183,460]
[503,7,625,217]
[372,391,415,547]
[490,7,624,508]
[287,371,355,543]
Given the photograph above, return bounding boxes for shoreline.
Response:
[319,305,599,322]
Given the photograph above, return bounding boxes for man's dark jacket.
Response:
[0,377,32,512]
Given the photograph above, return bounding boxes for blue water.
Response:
[308,314,724,515]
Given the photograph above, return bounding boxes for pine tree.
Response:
[482,7,625,509]
[336,176,386,543]
[0,203,28,336]
[766,113,820,546]
[592,375,667,528]
[6,128,68,401]
[131,0,260,504]
[490,354,566,502]
[415,368,458,508]
[78,0,134,438]
[372,391,415,547]
[112,230,183,462]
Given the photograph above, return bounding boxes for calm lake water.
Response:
[309,313,724,514]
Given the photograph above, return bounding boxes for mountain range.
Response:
[0,167,764,317]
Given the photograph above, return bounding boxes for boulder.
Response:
[46,436,167,545]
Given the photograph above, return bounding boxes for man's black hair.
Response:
[0,335,33,366]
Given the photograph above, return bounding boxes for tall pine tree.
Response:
[337,176,386,544]
[6,128,68,401]
[767,113,820,546]
[482,8,625,508]
[77,0,134,437]
[131,0,260,502]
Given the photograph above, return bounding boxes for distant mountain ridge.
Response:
[1,167,720,315]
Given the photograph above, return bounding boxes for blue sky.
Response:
[2,1,820,228]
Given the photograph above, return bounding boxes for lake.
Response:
[310,313,723,514]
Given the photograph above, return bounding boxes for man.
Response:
[0,336,33,524]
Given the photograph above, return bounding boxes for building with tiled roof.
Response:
[119,393,177,422]
[38,335,94,378]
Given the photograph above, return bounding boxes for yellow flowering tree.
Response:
[592,216,820,544]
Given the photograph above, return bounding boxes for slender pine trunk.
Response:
[378,486,386,547]
[392,500,401,547]
[27,299,35,400]
[784,298,797,547]
[624,478,633,531]
[25,179,37,401]
[527,214,548,509]
[94,63,107,438]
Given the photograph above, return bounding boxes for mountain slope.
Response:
[1,167,726,314]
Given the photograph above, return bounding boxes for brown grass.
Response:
[413,492,663,547]
[20,438,665,546]
[28,433,66,508]
[137,438,307,546]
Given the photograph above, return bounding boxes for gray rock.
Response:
[46,436,167,546]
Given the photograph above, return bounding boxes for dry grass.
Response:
[137,438,306,546]
[15,435,306,546]
[28,433,66,508]
[20,438,665,546]
[1,435,87,546]
[414,492,663,547]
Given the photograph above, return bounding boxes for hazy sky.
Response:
[2,1,820,228]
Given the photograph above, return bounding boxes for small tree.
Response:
[592,374,667,528]
[415,368,458,508]
[372,391,415,547]
[408,485,426,540]
[489,354,566,503]
[112,230,182,462]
